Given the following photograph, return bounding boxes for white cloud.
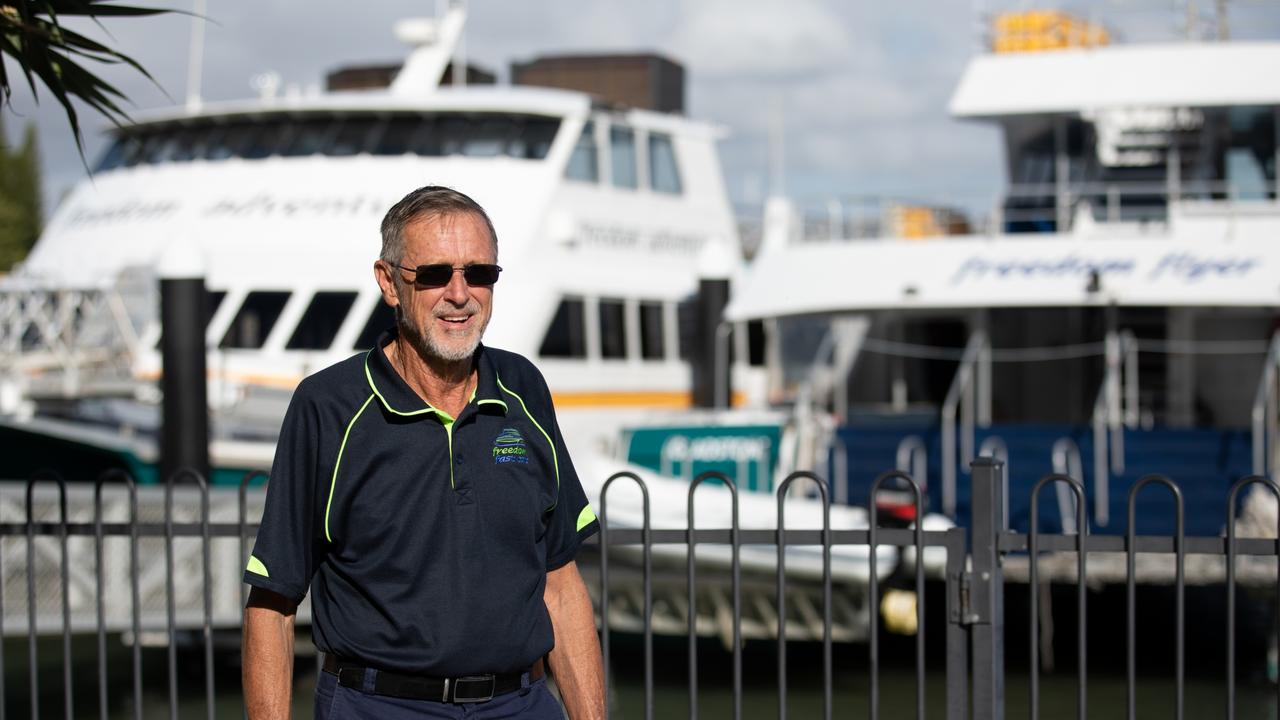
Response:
[669,0,853,79]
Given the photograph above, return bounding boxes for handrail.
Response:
[940,330,989,518]
[1051,437,1085,535]
[1251,331,1280,478]
[895,435,928,493]
[1090,330,1132,528]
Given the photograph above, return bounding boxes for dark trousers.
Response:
[314,668,565,719]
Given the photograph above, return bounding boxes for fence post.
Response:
[971,457,1005,720]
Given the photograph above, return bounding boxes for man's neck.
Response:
[385,338,476,419]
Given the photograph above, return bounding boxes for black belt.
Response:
[322,653,542,703]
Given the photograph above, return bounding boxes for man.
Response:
[242,186,605,719]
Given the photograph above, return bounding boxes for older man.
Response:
[242,186,604,719]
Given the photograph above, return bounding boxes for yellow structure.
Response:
[992,10,1110,53]
[886,204,971,240]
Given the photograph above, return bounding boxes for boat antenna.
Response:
[185,0,207,112]
[452,0,467,86]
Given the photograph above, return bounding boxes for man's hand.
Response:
[243,587,298,720]
[544,560,605,720]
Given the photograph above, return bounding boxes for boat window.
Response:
[94,136,136,172]
[281,118,336,157]
[649,133,682,194]
[203,122,264,161]
[286,291,358,350]
[219,291,291,349]
[242,122,290,160]
[539,298,587,358]
[354,301,396,350]
[639,301,665,360]
[565,122,599,182]
[206,290,227,328]
[165,126,210,163]
[599,298,627,359]
[509,117,559,159]
[329,119,378,157]
[439,115,504,157]
[677,298,695,360]
[371,117,420,155]
[153,289,227,349]
[610,126,638,189]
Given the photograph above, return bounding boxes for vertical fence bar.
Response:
[59,479,71,720]
[944,527,969,720]
[871,471,926,720]
[25,472,71,720]
[970,458,1005,720]
[1030,474,1087,720]
[1226,476,1280,720]
[24,479,38,720]
[164,474,179,720]
[170,469,216,720]
[0,484,5,720]
[685,471,739,720]
[776,472,832,720]
[1125,475,1184,720]
[166,470,215,720]
[599,472,652,720]
[128,475,142,720]
[93,474,113,720]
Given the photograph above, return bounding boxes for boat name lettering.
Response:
[576,222,704,255]
[66,200,179,227]
[661,435,770,463]
[202,194,390,219]
[950,252,1258,285]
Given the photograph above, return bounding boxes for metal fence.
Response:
[2,461,1279,719]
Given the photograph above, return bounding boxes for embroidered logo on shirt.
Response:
[493,427,529,464]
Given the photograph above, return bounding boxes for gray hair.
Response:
[379,185,499,266]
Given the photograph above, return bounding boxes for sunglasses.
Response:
[395,263,503,288]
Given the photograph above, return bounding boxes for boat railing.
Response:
[940,331,991,518]
[1090,329,1138,528]
[895,435,928,493]
[769,177,1276,245]
[1050,437,1084,534]
[1251,331,1280,479]
[0,284,143,405]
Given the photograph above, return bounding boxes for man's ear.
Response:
[373,260,401,308]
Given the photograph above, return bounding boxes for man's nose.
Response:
[442,268,470,304]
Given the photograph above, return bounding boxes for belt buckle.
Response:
[448,674,496,703]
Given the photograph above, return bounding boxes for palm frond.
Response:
[0,0,178,166]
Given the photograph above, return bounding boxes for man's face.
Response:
[381,212,496,364]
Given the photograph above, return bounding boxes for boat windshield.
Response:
[94,112,562,172]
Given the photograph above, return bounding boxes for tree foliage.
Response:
[1,0,172,160]
[0,113,42,271]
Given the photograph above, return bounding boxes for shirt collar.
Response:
[365,329,508,417]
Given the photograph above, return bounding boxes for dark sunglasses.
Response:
[395,263,502,287]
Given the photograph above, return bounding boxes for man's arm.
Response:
[544,560,605,720]
[243,587,298,720]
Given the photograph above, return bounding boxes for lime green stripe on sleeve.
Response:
[495,374,559,490]
[576,505,597,532]
[326,393,376,543]
[246,555,269,578]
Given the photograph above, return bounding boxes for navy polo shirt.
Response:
[244,330,599,675]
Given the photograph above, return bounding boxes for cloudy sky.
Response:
[4,0,1279,221]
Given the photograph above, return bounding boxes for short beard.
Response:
[395,304,486,364]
